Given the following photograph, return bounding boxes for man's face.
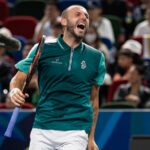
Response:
[118,54,133,69]
[63,6,89,39]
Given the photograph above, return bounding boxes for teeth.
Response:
[77,23,85,30]
[78,23,85,26]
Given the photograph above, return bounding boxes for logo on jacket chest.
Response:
[81,60,86,69]
[51,58,63,64]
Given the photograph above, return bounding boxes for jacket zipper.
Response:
[68,48,74,71]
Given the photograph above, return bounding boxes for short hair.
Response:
[61,8,67,18]
[61,5,87,18]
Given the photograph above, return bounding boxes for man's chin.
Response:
[74,32,85,39]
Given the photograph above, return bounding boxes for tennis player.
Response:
[9,5,106,150]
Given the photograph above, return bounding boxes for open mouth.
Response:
[77,23,85,30]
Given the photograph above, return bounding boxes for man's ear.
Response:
[61,17,67,26]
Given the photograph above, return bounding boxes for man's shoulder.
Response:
[136,20,148,28]
[83,43,102,56]
[102,17,112,25]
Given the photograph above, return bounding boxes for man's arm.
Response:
[9,71,28,107]
[88,84,100,150]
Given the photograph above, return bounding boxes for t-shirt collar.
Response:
[57,34,84,52]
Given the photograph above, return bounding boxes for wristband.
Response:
[9,88,20,97]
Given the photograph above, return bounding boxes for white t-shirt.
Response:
[95,17,115,44]
[133,20,150,36]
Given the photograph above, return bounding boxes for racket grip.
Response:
[4,107,20,137]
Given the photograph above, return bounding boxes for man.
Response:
[9,5,106,150]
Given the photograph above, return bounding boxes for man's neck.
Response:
[63,32,82,49]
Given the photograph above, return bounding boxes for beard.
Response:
[66,19,86,40]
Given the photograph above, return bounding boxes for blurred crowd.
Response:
[1,0,150,109]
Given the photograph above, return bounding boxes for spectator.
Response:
[22,40,36,59]
[84,25,109,61]
[114,65,150,108]
[45,18,63,42]
[0,31,20,103]
[51,20,62,37]
[88,1,115,44]
[5,40,38,108]
[133,7,150,36]
[113,39,143,81]
[33,0,60,42]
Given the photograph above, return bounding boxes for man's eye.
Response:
[85,14,89,19]
[76,13,80,16]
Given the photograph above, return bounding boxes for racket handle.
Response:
[4,107,20,137]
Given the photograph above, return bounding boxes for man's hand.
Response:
[9,88,29,107]
[88,138,99,150]
[125,94,140,103]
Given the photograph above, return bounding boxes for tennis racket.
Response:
[4,35,46,138]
